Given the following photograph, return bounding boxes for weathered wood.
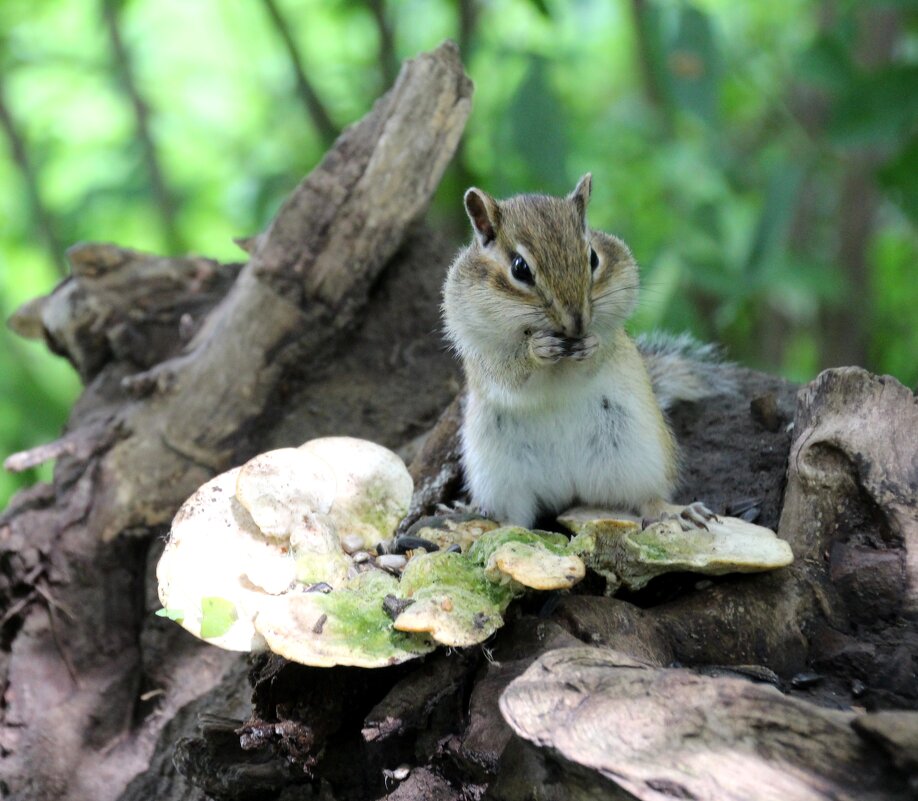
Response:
[782,368,918,617]
[400,393,464,532]
[0,42,472,801]
[497,647,914,801]
[853,711,918,775]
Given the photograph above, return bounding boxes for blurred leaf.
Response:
[782,333,820,383]
[870,0,918,8]
[522,0,552,17]
[632,250,683,330]
[745,166,803,275]
[878,134,918,224]
[665,5,721,123]
[762,255,849,324]
[628,0,671,116]
[830,65,918,148]
[200,596,237,638]
[507,58,569,190]
[796,34,853,92]
[869,224,918,388]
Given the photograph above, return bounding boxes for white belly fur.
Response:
[462,360,672,526]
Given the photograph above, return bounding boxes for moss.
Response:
[629,529,699,562]
[294,551,348,586]
[468,527,571,567]
[636,541,670,561]
[315,572,430,658]
[567,531,596,555]
[399,551,516,608]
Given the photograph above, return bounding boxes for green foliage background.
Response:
[1,0,916,508]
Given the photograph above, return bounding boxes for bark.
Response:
[0,42,471,801]
[497,648,912,801]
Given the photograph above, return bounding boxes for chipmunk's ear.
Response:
[570,173,592,229]
[464,188,500,246]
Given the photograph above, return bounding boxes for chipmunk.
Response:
[441,174,732,528]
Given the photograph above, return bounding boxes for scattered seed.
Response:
[727,498,762,523]
[440,597,454,612]
[312,613,327,634]
[376,553,407,574]
[393,535,439,554]
[790,672,823,689]
[352,551,371,564]
[382,764,411,788]
[341,533,365,554]
[382,594,415,620]
[851,679,867,698]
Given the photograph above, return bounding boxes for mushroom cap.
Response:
[254,572,435,668]
[560,507,794,591]
[235,447,336,539]
[392,587,503,646]
[157,438,425,665]
[156,467,292,651]
[486,540,586,591]
[299,437,413,550]
[468,527,585,591]
[393,550,510,646]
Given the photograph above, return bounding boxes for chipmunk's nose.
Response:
[562,311,584,338]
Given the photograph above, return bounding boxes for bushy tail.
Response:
[635,332,736,411]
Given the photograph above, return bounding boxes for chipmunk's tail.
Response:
[635,332,737,411]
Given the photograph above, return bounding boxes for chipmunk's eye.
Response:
[590,247,599,272]
[510,253,534,285]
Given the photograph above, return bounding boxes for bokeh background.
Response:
[1,0,916,507]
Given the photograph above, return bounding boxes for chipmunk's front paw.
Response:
[679,501,719,530]
[530,332,598,363]
[567,334,599,361]
[529,331,568,363]
[641,500,720,531]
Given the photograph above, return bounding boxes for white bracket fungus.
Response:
[559,507,794,592]
[158,450,794,667]
[156,441,593,664]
